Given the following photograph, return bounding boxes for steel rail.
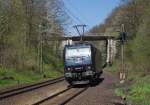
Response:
[0,76,65,99]
[32,87,72,105]
[59,87,88,105]
[33,87,88,105]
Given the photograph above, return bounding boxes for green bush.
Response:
[128,76,150,105]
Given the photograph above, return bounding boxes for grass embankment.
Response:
[0,55,64,90]
[115,76,150,105]
[108,62,150,105]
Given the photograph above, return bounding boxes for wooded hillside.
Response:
[0,0,68,88]
[90,0,150,104]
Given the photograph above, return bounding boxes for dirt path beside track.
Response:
[68,72,123,105]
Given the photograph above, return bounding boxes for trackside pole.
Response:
[120,42,125,83]
[39,24,45,78]
[119,24,126,84]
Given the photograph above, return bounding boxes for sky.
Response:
[63,0,120,35]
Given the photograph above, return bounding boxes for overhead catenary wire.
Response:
[47,0,87,36]
[63,6,83,25]
[65,0,96,32]
[54,1,80,25]
[64,0,92,33]
[50,1,81,35]
[61,7,82,35]
[66,0,90,25]
[62,0,87,25]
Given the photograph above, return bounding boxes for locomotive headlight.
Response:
[87,66,91,69]
[86,66,91,70]
[67,68,71,71]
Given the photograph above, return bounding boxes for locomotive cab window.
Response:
[65,45,92,66]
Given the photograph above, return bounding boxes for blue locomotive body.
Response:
[63,42,103,85]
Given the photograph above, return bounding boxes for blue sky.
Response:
[63,0,120,35]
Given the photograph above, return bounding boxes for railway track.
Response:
[0,76,65,100]
[32,86,88,105]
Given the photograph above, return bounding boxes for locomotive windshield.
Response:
[65,45,92,66]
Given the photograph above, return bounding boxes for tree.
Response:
[0,0,68,71]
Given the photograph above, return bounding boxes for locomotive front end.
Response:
[64,44,95,84]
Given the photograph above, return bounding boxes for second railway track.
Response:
[33,86,88,105]
[0,76,65,100]
[0,76,88,105]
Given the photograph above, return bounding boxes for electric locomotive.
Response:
[63,42,103,85]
